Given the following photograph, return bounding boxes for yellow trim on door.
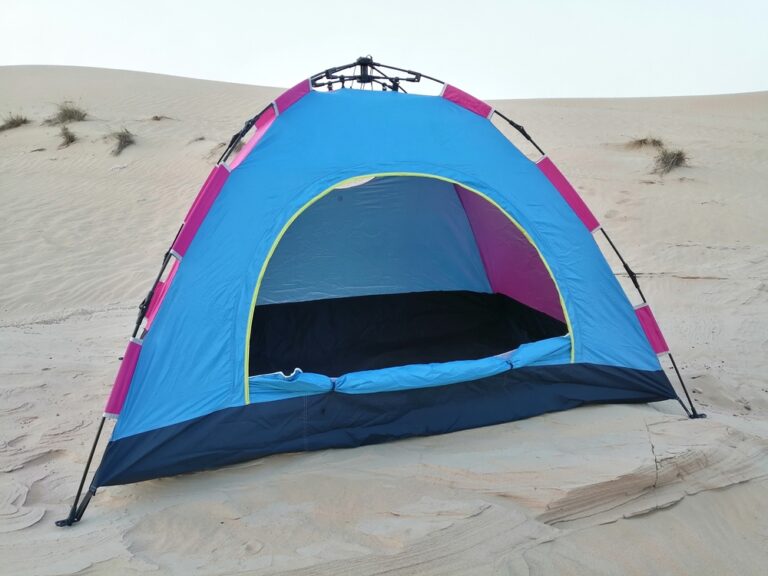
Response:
[244,172,574,404]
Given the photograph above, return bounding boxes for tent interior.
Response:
[248,175,568,378]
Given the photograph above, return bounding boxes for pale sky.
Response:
[2,0,766,99]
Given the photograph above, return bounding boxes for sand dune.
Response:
[0,66,766,575]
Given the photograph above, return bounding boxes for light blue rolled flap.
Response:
[248,369,333,403]
[511,335,571,368]
[336,356,511,395]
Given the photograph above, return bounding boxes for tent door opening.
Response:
[247,174,568,379]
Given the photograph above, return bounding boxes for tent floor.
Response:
[249,290,567,377]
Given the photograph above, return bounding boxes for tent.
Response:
[57,58,701,526]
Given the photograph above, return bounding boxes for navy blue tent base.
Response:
[93,364,675,487]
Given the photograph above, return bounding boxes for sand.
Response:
[0,66,766,575]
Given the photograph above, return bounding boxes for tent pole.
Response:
[133,223,184,339]
[492,110,546,156]
[57,222,185,527]
[55,416,105,527]
[599,228,646,302]
[668,353,703,418]
[217,104,272,165]
[599,228,703,419]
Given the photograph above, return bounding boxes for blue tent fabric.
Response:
[92,87,678,488]
[335,356,512,395]
[510,335,572,368]
[258,176,492,304]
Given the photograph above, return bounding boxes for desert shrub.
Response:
[627,137,664,149]
[653,148,688,175]
[0,113,30,132]
[110,128,135,156]
[59,125,76,147]
[44,102,87,125]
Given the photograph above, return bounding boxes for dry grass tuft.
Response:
[627,137,664,149]
[110,128,135,156]
[0,113,30,132]
[59,125,76,148]
[653,148,688,175]
[44,102,87,125]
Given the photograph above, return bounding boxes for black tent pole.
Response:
[55,416,105,527]
[57,223,187,527]
[492,110,546,156]
[600,229,647,302]
[599,228,703,419]
[669,353,701,418]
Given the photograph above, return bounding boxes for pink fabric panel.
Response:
[171,165,230,257]
[144,258,179,330]
[104,339,142,417]
[635,304,669,355]
[536,156,600,232]
[275,79,310,114]
[456,185,565,321]
[229,106,277,170]
[442,84,493,118]
[183,166,217,222]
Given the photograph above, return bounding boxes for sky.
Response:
[1,0,766,99]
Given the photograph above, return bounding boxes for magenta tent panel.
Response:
[536,156,600,232]
[229,106,277,170]
[275,79,311,114]
[182,166,216,222]
[145,259,179,330]
[171,165,230,258]
[441,84,493,119]
[635,303,669,355]
[104,338,143,418]
[455,185,565,321]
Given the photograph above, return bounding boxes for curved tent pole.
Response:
[599,228,703,419]
[218,103,273,165]
[492,110,546,156]
[310,57,545,157]
[56,224,185,527]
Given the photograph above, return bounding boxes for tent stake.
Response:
[56,416,105,527]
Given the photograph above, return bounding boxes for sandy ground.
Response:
[0,66,766,575]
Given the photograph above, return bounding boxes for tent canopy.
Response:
[55,61,697,530]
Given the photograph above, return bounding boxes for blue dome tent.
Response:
[57,58,701,526]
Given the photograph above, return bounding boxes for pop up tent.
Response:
[57,58,701,526]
